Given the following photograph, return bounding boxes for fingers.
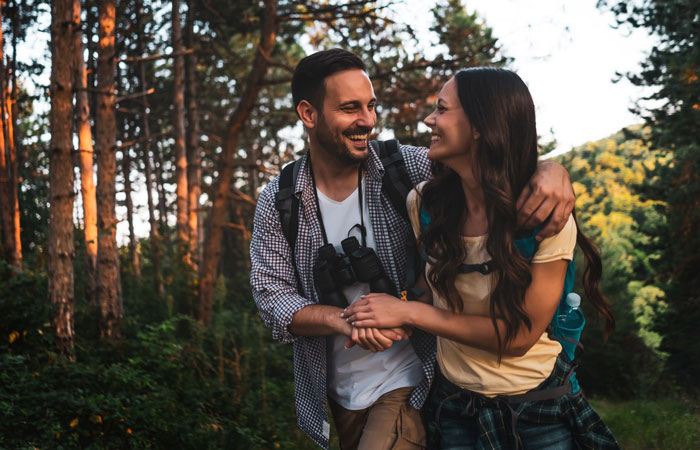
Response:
[351,327,370,351]
[535,201,571,241]
[376,328,401,341]
[516,185,546,228]
[371,328,393,351]
[523,196,557,230]
[516,183,533,213]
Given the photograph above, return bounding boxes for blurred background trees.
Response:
[0,0,698,448]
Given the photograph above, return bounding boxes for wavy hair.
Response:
[419,68,614,358]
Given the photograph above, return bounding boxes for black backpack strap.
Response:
[373,139,413,222]
[275,158,304,296]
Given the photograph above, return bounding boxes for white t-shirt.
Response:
[318,179,423,410]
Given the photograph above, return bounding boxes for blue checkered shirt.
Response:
[250,143,437,448]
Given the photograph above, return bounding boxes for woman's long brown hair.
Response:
[419,68,615,359]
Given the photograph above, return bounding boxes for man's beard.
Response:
[316,114,371,166]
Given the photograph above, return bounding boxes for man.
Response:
[250,49,575,449]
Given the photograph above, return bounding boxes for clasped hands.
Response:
[341,293,412,352]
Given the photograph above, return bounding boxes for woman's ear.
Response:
[472,126,480,141]
[297,100,317,129]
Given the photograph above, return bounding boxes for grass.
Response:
[591,397,700,450]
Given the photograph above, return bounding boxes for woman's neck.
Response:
[458,171,488,237]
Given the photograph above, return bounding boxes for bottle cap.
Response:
[565,292,581,308]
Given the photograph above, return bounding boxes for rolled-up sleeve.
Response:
[249,179,314,344]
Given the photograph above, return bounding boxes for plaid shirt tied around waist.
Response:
[426,354,621,450]
[249,143,437,449]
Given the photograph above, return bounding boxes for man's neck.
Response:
[309,146,361,202]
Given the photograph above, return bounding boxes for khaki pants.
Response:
[328,386,426,450]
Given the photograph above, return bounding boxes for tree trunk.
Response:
[137,0,162,296]
[95,0,122,339]
[73,0,97,302]
[85,0,97,129]
[10,0,21,268]
[48,0,76,355]
[0,5,20,273]
[185,0,201,267]
[172,0,189,251]
[154,140,168,233]
[199,0,278,323]
[122,148,141,277]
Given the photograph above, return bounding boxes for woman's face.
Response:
[423,77,479,168]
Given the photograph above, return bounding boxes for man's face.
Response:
[314,69,377,165]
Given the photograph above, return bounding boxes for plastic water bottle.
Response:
[558,293,582,329]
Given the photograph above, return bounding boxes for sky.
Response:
[396,0,657,157]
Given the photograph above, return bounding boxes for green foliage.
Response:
[558,126,671,397]
[0,259,308,449]
[592,397,700,450]
[601,0,700,389]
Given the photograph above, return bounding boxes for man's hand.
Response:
[516,160,575,241]
[345,326,412,352]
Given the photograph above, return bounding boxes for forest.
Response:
[0,0,699,448]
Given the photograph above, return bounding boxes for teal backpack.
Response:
[417,205,583,393]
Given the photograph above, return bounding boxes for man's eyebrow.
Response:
[337,98,377,107]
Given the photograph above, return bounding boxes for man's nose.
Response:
[356,107,376,128]
[423,111,436,127]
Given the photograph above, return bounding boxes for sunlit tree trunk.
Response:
[48,0,76,355]
[73,0,97,302]
[0,4,20,273]
[9,0,21,269]
[199,0,278,323]
[185,0,201,267]
[137,0,162,295]
[172,0,189,252]
[95,0,122,339]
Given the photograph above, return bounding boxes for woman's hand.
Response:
[342,293,412,329]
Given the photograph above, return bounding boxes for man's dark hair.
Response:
[291,48,367,114]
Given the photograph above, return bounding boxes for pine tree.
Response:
[603,0,700,387]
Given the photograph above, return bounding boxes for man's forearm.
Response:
[289,304,352,337]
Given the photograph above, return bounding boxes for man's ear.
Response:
[297,100,317,129]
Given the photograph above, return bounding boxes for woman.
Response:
[342,68,620,449]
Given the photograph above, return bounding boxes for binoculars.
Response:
[313,236,395,308]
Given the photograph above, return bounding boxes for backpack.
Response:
[418,207,583,392]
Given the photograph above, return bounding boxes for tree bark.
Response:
[122,148,141,277]
[0,4,20,272]
[137,0,162,296]
[199,0,278,323]
[154,140,168,233]
[95,0,122,339]
[73,0,97,302]
[185,0,201,267]
[49,0,76,355]
[172,0,189,251]
[10,0,21,269]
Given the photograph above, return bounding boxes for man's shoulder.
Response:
[255,175,281,213]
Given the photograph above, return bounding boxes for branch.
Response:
[115,88,155,104]
[227,186,257,206]
[114,132,171,150]
[116,48,194,63]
